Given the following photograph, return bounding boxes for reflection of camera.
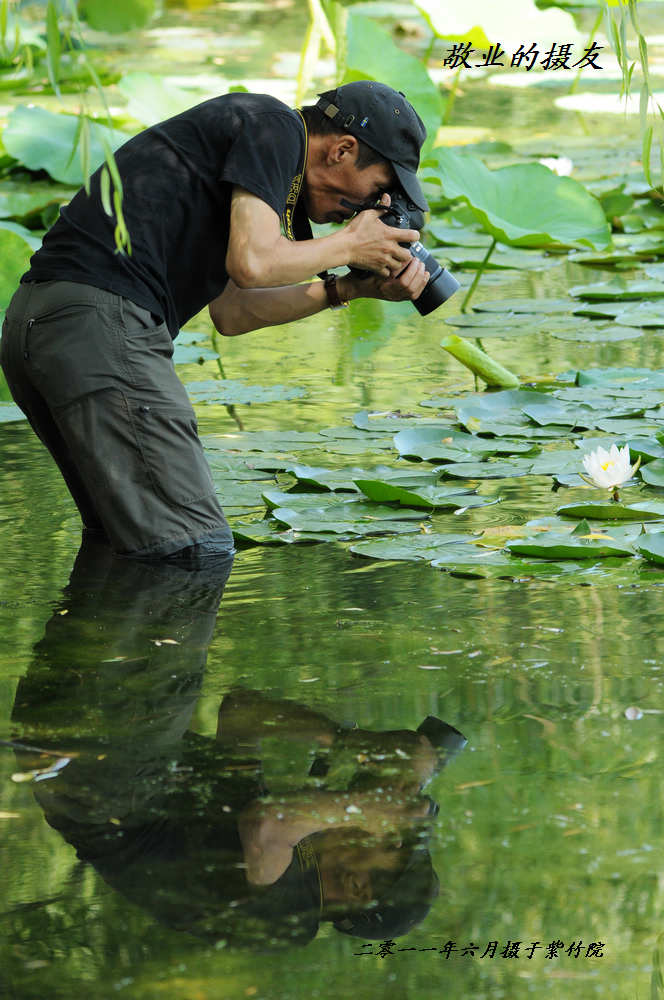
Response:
[346,191,460,316]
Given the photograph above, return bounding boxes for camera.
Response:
[344,191,460,316]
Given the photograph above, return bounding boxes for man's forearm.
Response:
[209,275,358,336]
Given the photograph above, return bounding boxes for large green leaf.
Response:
[3,106,131,186]
[80,0,156,33]
[341,13,444,151]
[354,479,477,509]
[506,532,634,559]
[118,73,197,127]
[421,148,610,250]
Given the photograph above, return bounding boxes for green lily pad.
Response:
[262,489,364,511]
[352,410,453,434]
[471,297,573,314]
[354,479,476,509]
[423,148,610,250]
[639,459,664,487]
[438,459,534,479]
[613,304,664,329]
[440,246,559,270]
[550,325,642,343]
[186,380,306,405]
[209,430,325,454]
[569,278,664,301]
[394,426,532,461]
[350,532,478,562]
[505,532,634,559]
[558,500,664,521]
[270,505,426,537]
[636,532,664,565]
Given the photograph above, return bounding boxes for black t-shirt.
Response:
[23,93,306,338]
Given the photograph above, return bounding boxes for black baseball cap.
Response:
[315,81,429,211]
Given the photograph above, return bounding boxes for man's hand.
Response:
[339,256,429,304]
[344,193,420,278]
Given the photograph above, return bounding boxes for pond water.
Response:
[1,2,664,998]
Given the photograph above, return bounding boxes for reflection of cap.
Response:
[332,844,439,940]
[316,81,428,211]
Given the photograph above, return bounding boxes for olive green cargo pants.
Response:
[0,280,234,559]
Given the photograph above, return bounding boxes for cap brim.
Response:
[393,163,428,212]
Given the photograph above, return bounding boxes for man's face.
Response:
[303,139,394,225]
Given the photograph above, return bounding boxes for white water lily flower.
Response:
[581,443,640,491]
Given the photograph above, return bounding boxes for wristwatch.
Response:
[324,273,349,310]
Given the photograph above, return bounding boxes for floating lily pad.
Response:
[558,500,664,521]
[569,278,664,301]
[270,504,426,537]
[262,489,363,511]
[639,459,664,487]
[394,426,532,461]
[354,479,476,509]
[352,410,453,433]
[350,532,478,562]
[505,532,634,559]
[636,532,664,565]
[550,325,642,343]
[209,430,325,454]
[186,379,306,405]
[441,246,559,270]
[438,459,534,479]
[174,331,218,365]
[471,297,573,314]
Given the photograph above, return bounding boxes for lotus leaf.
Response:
[118,73,196,127]
[81,0,156,32]
[3,106,131,186]
[342,13,444,152]
[422,148,610,250]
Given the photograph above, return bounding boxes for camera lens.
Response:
[408,241,460,316]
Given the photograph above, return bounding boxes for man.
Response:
[0,81,430,563]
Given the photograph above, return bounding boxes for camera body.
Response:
[349,190,460,316]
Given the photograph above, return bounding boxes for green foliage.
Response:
[78,0,156,33]
[423,149,611,250]
[3,105,130,186]
[0,224,38,308]
[340,12,444,150]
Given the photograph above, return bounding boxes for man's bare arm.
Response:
[209,257,428,337]
[225,187,419,288]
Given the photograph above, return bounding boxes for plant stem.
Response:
[442,67,462,125]
[459,237,496,313]
[211,330,244,431]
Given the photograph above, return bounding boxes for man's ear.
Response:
[327,134,358,165]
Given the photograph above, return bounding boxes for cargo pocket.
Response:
[130,400,216,507]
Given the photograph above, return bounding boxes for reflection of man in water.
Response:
[11,540,466,949]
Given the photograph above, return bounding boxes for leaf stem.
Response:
[459,237,496,313]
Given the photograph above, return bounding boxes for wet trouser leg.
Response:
[0,280,235,560]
